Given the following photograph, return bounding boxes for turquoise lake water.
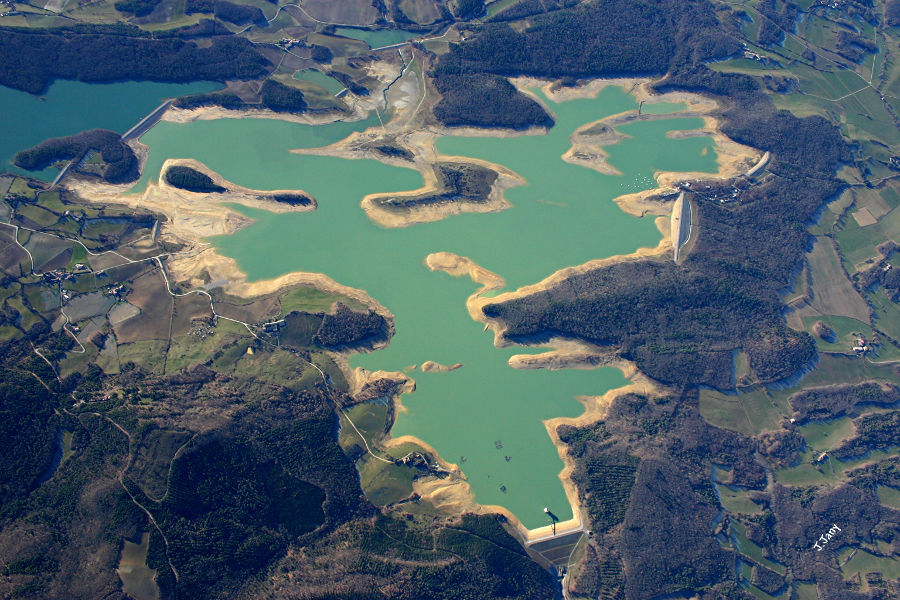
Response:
[135,85,718,528]
[0,80,220,179]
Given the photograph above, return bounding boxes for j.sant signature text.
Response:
[812,524,841,551]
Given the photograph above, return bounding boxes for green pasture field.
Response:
[0,3,61,27]
[231,346,319,389]
[17,203,60,229]
[700,355,898,435]
[116,339,169,373]
[800,315,900,362]
[792,583,819,600]
[865,287,900,345]
[292,68,345,94]
[61,0,127,24]
[356,452,415,505]
[339,402,426,506]
[308,32,371,58]
[839,548,900,581]
[743,583,779,600]
[9,179,35,200]
[95,336,119,374]
[0,325,20,342]
[7,295,41,331]
[716,484,763,515]
[279,285,366,315]
[70,243,87,264]
[775,447,900,487]
[732,521,787,575]
[344,401,389,446]
[310,349,347,389]
[806,236,870,321]
[62,272,103,294]
[166,319,249,373]
[58,341,101,377]
[799,417,856,452]
[878,485,900,509]
[36,191,66,213]
[139,13,206,32]
[709,58,788,76]
[835,222,883,268]
[700,387,790,436]
[80,219,132,240]
[483,0,522,18]
[0,282,18,304]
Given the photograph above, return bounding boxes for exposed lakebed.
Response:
[136,86,719,529]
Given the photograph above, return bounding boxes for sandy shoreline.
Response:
[162,101,373,126]
[63,74,761,538]
[160,158,318,213]
[419,250,673,540]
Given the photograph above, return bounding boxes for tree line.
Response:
[14,129,140,184]
[0,27,269,94]
[429,0,738,129]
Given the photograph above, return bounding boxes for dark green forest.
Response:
[163,165,226,193]
[316,303,390,347]
[114,0,163,17]
[2,0,898,597]
[430,0,740,128]
[0,27,268,94]
[172,91,246,109]
[259,79,309,113]
[788,382,899,423]
[0,318,559,599]
[14,129,140,184]
[433,73,554,129]
[482,47,849,387]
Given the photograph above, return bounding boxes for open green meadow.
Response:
[701,354,898,435]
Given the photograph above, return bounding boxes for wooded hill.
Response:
[481,14,851,388]
[0,26,268,94]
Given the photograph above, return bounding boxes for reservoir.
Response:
[0,80,220,179]
[136,85,719,529]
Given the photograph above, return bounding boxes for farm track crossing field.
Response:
[213,294,279,325]
[24,231,72,272]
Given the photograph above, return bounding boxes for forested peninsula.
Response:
[449,1,850,390]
